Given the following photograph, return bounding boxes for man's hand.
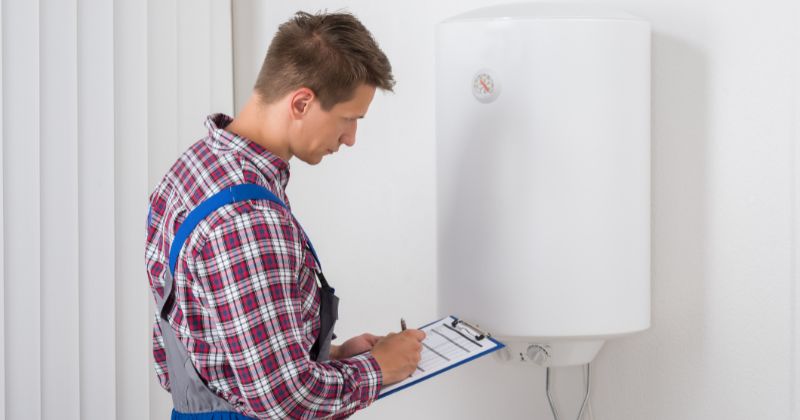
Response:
[370,329,426,386]
[330,333,382,360]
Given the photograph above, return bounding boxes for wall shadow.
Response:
[592,31,711,420]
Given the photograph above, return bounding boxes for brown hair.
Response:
[254,11,395,110]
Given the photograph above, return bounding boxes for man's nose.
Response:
[341,136,356,147]
[340,122,358,147]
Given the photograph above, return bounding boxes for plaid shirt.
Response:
[145,114,382,419]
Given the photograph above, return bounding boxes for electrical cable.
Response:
[576,363,591,420]
[546,367,560,420]
[545,363,593,420]
[583,363,595,420]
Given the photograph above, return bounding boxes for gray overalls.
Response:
[154,184,339,419]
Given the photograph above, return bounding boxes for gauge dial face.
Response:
[472,70,500,103]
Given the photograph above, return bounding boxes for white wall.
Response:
[233,1,799,420]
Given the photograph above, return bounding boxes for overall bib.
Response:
[154,184,339,419]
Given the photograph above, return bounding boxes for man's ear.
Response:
[290,88,315,119]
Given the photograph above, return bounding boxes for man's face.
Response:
[290,84,376,165]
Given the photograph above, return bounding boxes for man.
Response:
[145,11,425,419]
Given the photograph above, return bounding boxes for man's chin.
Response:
[297,154,324,166]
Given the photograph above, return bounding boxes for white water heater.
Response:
[437,4,651,367]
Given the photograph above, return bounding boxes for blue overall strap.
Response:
[171,409,255,420]
[168,183,322,276]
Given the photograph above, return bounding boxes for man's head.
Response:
[256,11,394,110]
[252,11,394,164]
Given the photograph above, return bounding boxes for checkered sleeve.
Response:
[194,206,382,419]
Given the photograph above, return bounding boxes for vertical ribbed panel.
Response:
[210,0,234,117]
[147,0,179,186]
[3,1,42,420]
[0,0,5,416]
[1,1,234,418]
[794,6,800,415]
[177,0,235,151]
[147,0,179,415]
[114,0,151,418]
[78,0,116,417]
[177,0,212,150]
[40,0,80,418]
[793,13,800,418]
[231,0,263,113]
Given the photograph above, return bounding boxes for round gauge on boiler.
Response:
[472,69,501,103]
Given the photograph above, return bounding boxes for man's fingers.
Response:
[403,329,426,341]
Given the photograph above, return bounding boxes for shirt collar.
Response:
[204,113,291,190]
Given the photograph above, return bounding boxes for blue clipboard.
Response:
[377,315,505,399]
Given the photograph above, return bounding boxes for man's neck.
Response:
[226,95,292,162]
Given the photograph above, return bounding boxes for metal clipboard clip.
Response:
[450,318,491,341]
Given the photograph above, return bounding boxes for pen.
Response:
[400,318,407,331]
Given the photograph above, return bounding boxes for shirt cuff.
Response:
[345,352,383,407]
